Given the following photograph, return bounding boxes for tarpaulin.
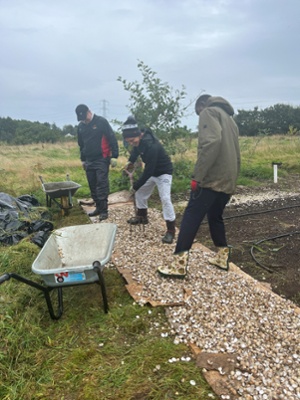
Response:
[0,192,53,247]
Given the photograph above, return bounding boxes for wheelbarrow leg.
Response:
[0,273,64,320]
[61,196,69,216]
[46,193,51,207]
[44,287,64,320]
[93,261,109,313]
[61,174,72,216]
[66,174,73,208]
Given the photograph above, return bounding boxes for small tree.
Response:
[117,60,191,154]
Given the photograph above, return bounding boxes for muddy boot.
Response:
[127,208,148,225]
[208,246,232,271]
[162,220,176,244]
[157,251,189,279]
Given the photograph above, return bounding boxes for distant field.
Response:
[1,135,300,198]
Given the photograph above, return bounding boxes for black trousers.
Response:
[85,158,110,212]
[175,187,230,254]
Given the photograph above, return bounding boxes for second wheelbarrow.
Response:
[39,175,81,215]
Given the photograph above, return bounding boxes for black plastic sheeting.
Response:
[0,192,53,247]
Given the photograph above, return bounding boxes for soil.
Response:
[176,175,300,308]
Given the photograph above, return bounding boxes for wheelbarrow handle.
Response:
[92,260,102,269]
[0,273,11,284]
[39,176,45,185]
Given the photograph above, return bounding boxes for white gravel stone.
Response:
[103,202,300,400]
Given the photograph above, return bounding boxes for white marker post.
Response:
[272,162,282,183]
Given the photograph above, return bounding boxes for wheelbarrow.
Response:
[39,175,81,216]
[0,223,117,320]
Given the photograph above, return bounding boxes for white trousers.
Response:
[135,174,176,221]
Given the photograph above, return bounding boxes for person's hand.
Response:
[191,179,198,191]
[82,161,86,170]
[110,158,117,168]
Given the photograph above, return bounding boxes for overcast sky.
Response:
[1,0,299,131]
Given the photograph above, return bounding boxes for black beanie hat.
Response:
[122,116,141,138]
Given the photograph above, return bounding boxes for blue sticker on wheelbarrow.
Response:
[55,271,86,283]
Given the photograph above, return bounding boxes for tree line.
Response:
[1,102,299,146]
[235,103,300,136]
[1,62,299,146]
[0,117,78,145]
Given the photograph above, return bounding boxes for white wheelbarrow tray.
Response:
[32,223,117,287]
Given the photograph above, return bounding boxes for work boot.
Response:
[88,200,107,218]
[157,251,189,279]
[88,208,101,217]
[208,246,232,271]
[99,213,108,221]
[162,220,176,244]
[127,208,148,225]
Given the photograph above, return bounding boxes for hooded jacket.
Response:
[193,96,240,194]
[128,129,173,191]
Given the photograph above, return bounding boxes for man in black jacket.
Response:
[122,116,176,244]
[76,104,119,221]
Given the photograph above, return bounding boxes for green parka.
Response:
[193,96,241,195]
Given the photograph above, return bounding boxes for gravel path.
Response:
[87,197,300,399]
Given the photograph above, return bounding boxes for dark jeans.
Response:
[85,158,110,212]
[175,187,231,254]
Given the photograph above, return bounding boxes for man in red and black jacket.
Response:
[76,104,119,221]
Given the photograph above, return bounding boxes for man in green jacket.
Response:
[158,94,241,277]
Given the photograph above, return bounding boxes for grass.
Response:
[239,135,300,176]
[1,135,300,399]
[0,251,214,399]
